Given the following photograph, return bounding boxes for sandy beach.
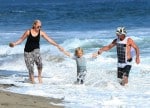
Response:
[0,84,64,108]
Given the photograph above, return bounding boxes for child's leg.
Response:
[81,71,86,84]
[77,72,80,82]
[77,71,86,84]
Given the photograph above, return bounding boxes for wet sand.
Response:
[0,84,64,108]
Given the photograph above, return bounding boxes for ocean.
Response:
[0,0,150,107]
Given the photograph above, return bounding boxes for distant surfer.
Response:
[93,27,140,86]
[9,19,68,84]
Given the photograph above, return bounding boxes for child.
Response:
[65,47,87,84]
[73,47,87,84]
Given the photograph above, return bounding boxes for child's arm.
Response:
[92,52,100,58]
[84,54,96,61]
[63,50,71,57]
[63,50,76,60]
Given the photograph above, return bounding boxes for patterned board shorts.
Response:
[24,49,42,74]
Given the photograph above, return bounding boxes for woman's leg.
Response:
[38,69,42,83]
[34,49,43,83]
[24,52,35,84]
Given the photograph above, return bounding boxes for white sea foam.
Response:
[0,53,149,107]
[0,29,149,108]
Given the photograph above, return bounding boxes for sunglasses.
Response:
[37,26,42,29]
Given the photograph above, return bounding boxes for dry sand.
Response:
[0,84,64,108]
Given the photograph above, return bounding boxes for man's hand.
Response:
[136,57,140,64]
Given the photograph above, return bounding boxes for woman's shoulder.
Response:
[24,29,31,36]
[39,30,46,36]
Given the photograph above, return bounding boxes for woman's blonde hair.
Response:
[32,20,41,28]
[74,47,84,56]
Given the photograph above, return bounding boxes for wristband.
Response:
[98,49,102,55]
[98,50,100,55]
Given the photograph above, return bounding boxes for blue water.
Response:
[0,0,150,108]
[0,0,150,30]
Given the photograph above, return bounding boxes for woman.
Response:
[9,20,67,84]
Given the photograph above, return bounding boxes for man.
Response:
[93,27,140,86]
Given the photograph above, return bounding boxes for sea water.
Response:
[0,0,150,107]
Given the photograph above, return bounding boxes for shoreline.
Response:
[0,84,64,108]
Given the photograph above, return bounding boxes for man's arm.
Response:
[128,38,140,64]
[98,39,117,54]
[92,39,117,57]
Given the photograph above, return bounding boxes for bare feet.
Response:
[120,80,125,86]
[29,74,35,84]
[38,76,42,83]
[30,78,35,84]
[31,80,35,84]
[120,76,128,86]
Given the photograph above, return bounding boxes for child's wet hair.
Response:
[75,47,84,56]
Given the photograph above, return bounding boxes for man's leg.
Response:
[121,76,128,86]
[118,65,131,86]
[121,65,131,86]
[117,67,124,85]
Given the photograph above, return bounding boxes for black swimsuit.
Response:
[24,30,40,52]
